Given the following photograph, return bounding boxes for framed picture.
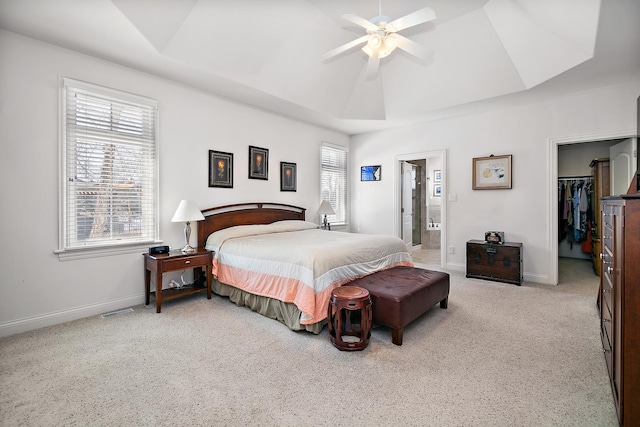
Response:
[473,155,512,189]
[248,145,268,180]
[433,184,442,197]
[361,165,381,181]
[208,150,233,188]
[280,162,297,192]
[434,170,442,182]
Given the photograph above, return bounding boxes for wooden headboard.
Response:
[196,202,306,249]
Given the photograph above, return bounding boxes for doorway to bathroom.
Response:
[396,150,446,270]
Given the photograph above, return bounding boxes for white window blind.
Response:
[60,78,158,252]
[321,143,348,225]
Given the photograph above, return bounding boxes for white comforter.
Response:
[205,220,413,324]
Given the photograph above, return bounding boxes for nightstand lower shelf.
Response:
[148,283,209,302]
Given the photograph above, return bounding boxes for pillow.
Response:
[204,221,318,252]
[205,224,271,252]
[269,220,319,232]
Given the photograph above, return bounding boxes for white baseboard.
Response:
[445,262,466,273]
[446,263,551,284]
[0,295,145,338]
[523,273,553,285]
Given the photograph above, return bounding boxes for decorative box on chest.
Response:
[484,231,504,244]
[466,240,523,285]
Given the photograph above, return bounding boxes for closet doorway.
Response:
[555,137,634,284]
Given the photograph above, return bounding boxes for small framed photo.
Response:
[361,165,381,181]
[433,184,442,197]
[209,150,233,188]
[249,146,269,180]
[472,154,512,190]
[280,162,297,192]
[434,170,442,182]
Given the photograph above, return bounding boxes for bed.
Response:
[196,202,413,333]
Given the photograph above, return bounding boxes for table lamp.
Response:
[317,200,335,230]
[171,200,205,253]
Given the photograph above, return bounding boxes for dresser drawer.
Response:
[602,328,613,378]
[600,290,613,347]
[602,272,613,318]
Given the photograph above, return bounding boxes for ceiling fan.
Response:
[322,1,437,80]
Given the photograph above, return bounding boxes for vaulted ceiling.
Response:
[1,0,638,134]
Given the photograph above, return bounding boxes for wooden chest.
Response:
[466,240,523,285]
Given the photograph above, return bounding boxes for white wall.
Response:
[0,31,349,336]
[558,140,614,177]
[350,81,640,284]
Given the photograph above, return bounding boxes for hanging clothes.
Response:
[573,184,581,242]
[566,181,574,243]
[559,182,567,242]
[579,182,589,238]
[558,177,594,248]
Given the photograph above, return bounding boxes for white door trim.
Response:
[548,128,635,285]
[395,149,447,269]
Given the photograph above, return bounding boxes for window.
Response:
[321,143,348,225]
[59,78,158,257]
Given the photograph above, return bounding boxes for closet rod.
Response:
[558,176,593,181]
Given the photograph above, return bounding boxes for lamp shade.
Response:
[171,200,204,222]
[316,200,336,216]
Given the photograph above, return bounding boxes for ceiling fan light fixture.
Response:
[362,34,397,59]
[361,44,375,58]
[377,49,390,58]
[382,35,397,54]
[367,32,383,49]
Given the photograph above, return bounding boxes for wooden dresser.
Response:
[599,193,640,426]
[590,158,610,276]
[466,240,523,285]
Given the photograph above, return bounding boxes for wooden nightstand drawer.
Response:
[163,255,209,271]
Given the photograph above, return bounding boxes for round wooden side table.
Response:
[327,285,372,351]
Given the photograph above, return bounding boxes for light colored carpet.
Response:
[0,258,616,426]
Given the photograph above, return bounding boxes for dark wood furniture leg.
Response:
[145,268,151,306]
[205,265,212,299]
[155,273,163,313]
[392,328,403,346]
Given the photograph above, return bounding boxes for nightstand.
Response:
[144,248,213,313]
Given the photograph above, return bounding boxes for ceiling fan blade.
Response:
[387,7,436,33]
[365,56,380,81]
[387,33,430,60]
[342,13,379,32]
[322,35,370,61]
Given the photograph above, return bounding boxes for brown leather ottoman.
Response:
[348,266,450,346]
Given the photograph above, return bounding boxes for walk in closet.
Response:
[557,141,618,276]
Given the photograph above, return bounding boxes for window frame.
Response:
[320,142,348,227]
[57,77,160,260]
